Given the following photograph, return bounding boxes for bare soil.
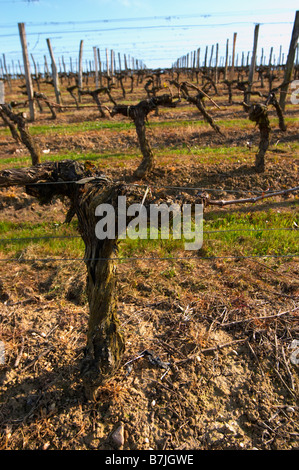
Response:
[0,80,298,451]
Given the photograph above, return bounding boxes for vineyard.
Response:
[0,24,298,451]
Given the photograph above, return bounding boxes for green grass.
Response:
[0,150,140,169]
[0,102,297,262]
[0,120,135,138]
[116,209,298,260]
[0,220,84,259]
[2,206,296,261]
[155,145,251,164]
[30,120,135,135]
[1,113,296,139]
[201,209,298,258]
[1,138,297,171]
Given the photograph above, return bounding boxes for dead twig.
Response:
[201,338,248,354]
[219,306,299,328]
[155,339,186,358]
[153,378,197,411]
[22,346,55,372]
[247,341,265,378]
[204,186,299,207]
[184,81,221,109]
[271,362,297,398]
[281,346,295,391]
[176,338,248,365]
[14,336,25,368]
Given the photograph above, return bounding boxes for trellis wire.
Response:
[11,179,299,195]
[0,180,297,261]
[0,253,297,263]
[0,226,297,245]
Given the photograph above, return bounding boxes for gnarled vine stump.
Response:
[266,91,286,132]
[171,81,222,135]
[33,92,57,120]
[0,104,41,165]
[74,182,126,385]
[112,94,176,178]
[0,160,147,395]
[248,104,271,173]
[24,163,126,388]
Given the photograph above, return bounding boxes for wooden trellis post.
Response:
[204,46,208,69]
[106,48,110,77]
[209,45,214,68]
[18,23,35,121]
[93,47,99,88]
[224,38,229,79]
[196,48,200,69]
[44,55,50,76]
[0,58,4,79]
[110,49,114,82]
[18,59,23,76]
[2,54,12,90]
[31,53,40,91]
[215,43,219,83]
[46,38,62,105]
[97,48,103,87]
[62,56,66,75]
[230,32,237,79]
[262,52,266,67]
[278,45,282,68]
[78,40,84,100]
[118,52,122,72]
[246,24,260,105]
[279,10,299,111]
[268,47,273,68]
[0,81,4,105]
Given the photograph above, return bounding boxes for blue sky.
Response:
[0,0,297,72]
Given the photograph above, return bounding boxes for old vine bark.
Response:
[248,104,271,173]
[0,104,41,165]
[112,94,176,178]
[0,161,146,394]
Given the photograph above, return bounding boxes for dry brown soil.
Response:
[0,78,298,451]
